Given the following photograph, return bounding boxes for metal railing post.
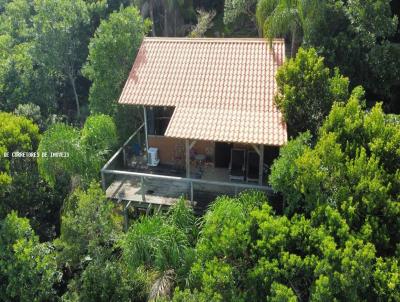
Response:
[101,170,106,190]
[141,176,146,202]
[190,181,194,204]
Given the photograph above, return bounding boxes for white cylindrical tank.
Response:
[147,147,160,166]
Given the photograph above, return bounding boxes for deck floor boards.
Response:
[106,176,190,207]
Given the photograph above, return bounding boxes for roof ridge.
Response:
[143,37,285,43]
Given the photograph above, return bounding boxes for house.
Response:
[101,37,287,212]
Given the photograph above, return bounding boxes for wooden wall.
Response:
[148,136,215,167]
[148,136,279,168]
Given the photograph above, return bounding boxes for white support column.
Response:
[259,145,264,185]
[143,106,149,163]
[185,139,190,178]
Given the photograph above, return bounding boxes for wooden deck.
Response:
[106,175,191,208]
[104,172,268,214]
[101,123,273,214]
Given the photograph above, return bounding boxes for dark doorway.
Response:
[146,106,174,136]
[214,142,232,168]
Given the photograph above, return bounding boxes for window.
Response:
[146,106,174,136]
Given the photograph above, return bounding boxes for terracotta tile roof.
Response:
[119,37,287,146]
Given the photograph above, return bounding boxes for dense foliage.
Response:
[171,193,399,301]
[38,114,117,187]
[83,6,150,139]
[0,112,40,190]
[0,212,60,302]
[83,6,149,117]
[270,87,400,256]
[275,47,349,136]
[306,0,400,112]
[0,0,399,301]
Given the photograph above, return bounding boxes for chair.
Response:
[229,149,246,181]
[246,151,259,182]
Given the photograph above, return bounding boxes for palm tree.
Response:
[256,0,324,57]
[122,199,197,300]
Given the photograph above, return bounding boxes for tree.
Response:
[52,183,148,302]
[33,0,90,119]
[0,212,60,302]
[67,257,148,302]
[55,183,122,270]
[83,6,150,116]
[224,0,258,34]
[0,113,67,242]
[37,114,118,187]
[256,0,325,57]
[83,6,150,139]
[270,87,400,255]
[174,193,398,301]
[305,0,400,111]
[165,0,186,36]
[134,0,157,36]
[1,170,68,241]
[275,47,349,136]
[122,199,196,300]
[37,123,82,187]
[0,112,40,192]
[14,103,44,129]
[188,9,216,38]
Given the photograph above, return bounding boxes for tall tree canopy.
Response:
[0,0,56,114]
[0,212,60,302]
[305,0,400,111]
[0,112,40,191]
[256,0,325,56]
[270,87,400,255]
[33,0,90,119]
[275,47,349,136]
[37,114,117,186]
[83,6,150,117]
[83,6,150,139]
[172,192,399,301]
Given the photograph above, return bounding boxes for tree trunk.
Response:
[290,29,297,58]
[69,73,80,120]
[174,9,177,36]
[164,5,168,36]
[149,1,156,37]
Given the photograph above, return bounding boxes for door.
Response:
[214,142,232,168]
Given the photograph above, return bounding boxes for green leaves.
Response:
[122,203,195,277]
[275,47,350,136]
[224,0,257,25]
[82,5,150,138]
[83,6,149,116]
[180,192,394,301]
[270,88,400,255]
[37,114,118,186]
[55,182,122,269]
[307,0,399,108]
[0,112,40,192]
[0,212,60,302]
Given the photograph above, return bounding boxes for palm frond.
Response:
[148,269,176,301]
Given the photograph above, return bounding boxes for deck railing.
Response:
[101,124,273,205]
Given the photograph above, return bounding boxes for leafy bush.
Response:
[38,114,118,187]
[275,47,349,136]
[270,86,400,255]
[0,212,60,302]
